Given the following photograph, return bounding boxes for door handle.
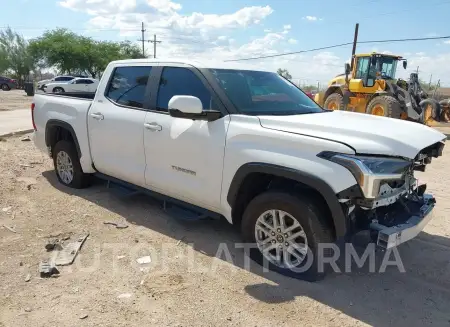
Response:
[90,112,104,120]
[144,122,162,131]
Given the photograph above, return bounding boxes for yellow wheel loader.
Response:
[314,52,441,125]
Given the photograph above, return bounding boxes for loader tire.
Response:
[323,93,344,110]
[366,96,403,119]
[419,99,441,124]
[439,99,450,122]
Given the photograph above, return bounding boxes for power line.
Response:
[225,35,450,62]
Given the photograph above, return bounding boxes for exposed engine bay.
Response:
[340,141,445,241]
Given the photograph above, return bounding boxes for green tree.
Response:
[0,47,8,74]
[0,27,34,84]
[29,29,144,78]
[28,28,84,75]
[277,68,292,80]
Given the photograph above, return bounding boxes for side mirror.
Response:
[168,95,221,121]
[169,95,203,114]
[403,60,407,69]
[345,63,351,75]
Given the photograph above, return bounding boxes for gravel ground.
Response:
[1,135,450,327]
[0,89,33,111]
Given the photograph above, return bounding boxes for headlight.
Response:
[318,152,412,199]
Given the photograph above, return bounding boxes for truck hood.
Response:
[258,110,446,159]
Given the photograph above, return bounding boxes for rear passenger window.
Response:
[106,66,152,109]
[156,67,215,112]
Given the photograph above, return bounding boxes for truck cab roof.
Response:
[109,58,269,72]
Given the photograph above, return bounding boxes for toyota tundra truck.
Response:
[31,58,446,279]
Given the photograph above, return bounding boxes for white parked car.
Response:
[31,58,446,280]
[43,77,99,93]
[37,75,76,90]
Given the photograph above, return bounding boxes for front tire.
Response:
[1,84,10,91]
[323,93,344,110]
[241,191,335,281]
[53,140,91,189]
[366,95,403,119]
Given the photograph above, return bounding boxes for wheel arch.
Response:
[45,120,81,158]
[324,85,344,101]
[227,162,350,238]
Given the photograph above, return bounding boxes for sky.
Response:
[2,0,450,86]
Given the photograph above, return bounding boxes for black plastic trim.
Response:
[168,109,222,121]
[336,184,363,199]
[227,162,349,237]
[45,120,82,157]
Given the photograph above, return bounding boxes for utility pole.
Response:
[149,34,162,59]
[350,23,359,71]
[139,22,146,57]
[416,66,419,74]
[428,74,433,90]
[138,26,162,59]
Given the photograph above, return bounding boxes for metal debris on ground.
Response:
[2,206,12,213]
[3,224,17,233]
[25,273,31,282]
[45,239,63,251]
[21,136,31,142]
[53,233,89,266]
[79,314,88,320]
[19,163,33,168]
[117,293,132,299]
[39,260,59,278]
[136,256,152,265]
[103,221,129,229]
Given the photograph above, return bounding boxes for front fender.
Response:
[227,162,354,238]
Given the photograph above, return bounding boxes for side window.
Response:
[75,79,85,84]
[355,58,369,79]
[55,77,65,81]
[156,67,215,112]
[105,66,152,109]
[85,80,94,84]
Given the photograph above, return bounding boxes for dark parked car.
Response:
[0,76,17,91]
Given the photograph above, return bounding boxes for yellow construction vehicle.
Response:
[314,52,441,125]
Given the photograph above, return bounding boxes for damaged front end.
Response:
[319,140,445,249]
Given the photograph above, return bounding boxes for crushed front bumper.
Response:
[369,194,435,249]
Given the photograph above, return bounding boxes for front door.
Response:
[88,65,153,186]
[143,65,229,211]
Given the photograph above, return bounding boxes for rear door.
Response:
[88,65,154,186]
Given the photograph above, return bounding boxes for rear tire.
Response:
[1,84,10,91]
[241,191,335,281]
[53,140,91,189]
[366,95,403,119]
[323,93,344,110]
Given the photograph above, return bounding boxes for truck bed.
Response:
[32,92,94,172]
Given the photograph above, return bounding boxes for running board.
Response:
[94,173,221,221]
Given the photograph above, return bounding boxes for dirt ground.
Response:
[0,89,33,111]
[1,135,450,327]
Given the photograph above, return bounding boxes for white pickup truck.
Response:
[32,58,446,279]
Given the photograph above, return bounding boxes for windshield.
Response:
[377,57,398,79]
[209,69,324,116]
